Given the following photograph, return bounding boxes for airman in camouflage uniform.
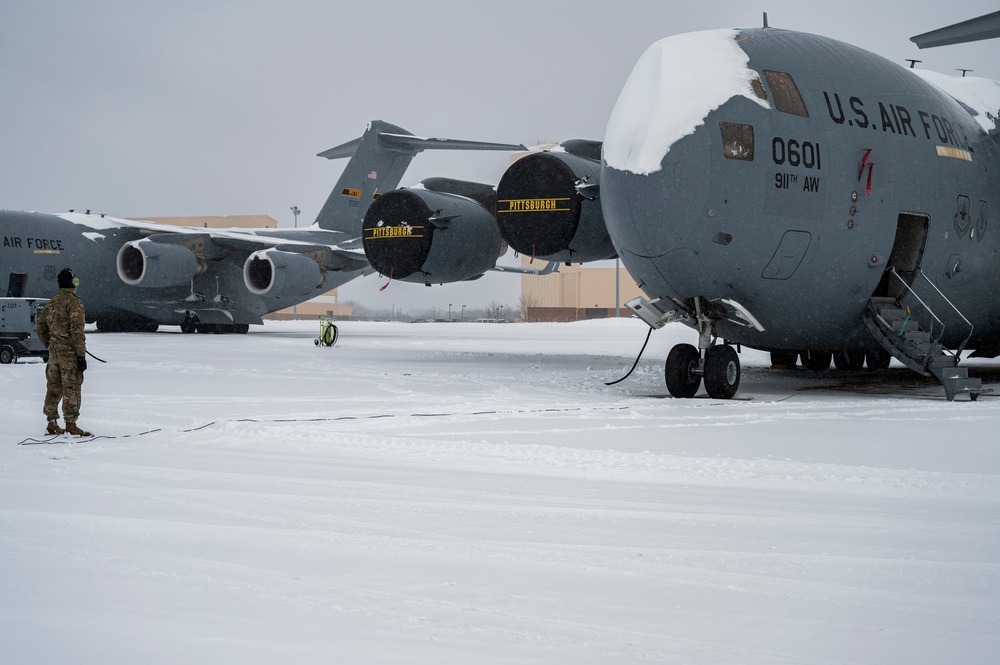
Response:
[36,268,92,436]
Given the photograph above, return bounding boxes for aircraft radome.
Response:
[1,121,548,334]
[495,11,1000,401]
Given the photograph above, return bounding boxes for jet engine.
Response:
[243,249,324,298]
[117,238,203,288]
[362,180,505,284]
[495,141,616,263]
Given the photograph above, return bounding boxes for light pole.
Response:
[616,257,621,317]
[461,304,466,321]
[291,206,300,320]
[448,303,452,321]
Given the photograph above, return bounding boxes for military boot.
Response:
[45,420,65,435]
[64,422,92,437]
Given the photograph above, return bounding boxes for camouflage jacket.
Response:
[37,288,87,356]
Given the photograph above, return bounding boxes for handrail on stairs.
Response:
[914,269,975,358]
[888,267,975,360]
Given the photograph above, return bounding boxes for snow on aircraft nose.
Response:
[601,29,769,297]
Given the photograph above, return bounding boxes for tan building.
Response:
[138,215,352,320]
[520,257,645,322]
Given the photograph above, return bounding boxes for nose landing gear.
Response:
[627,294,748,400]
[667,296,742,399]
[665,342,741,399]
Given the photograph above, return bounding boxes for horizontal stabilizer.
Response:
[317,137,362,160]
[314,120,523,237]
[379,132,526,154]
[911,11,1000,48]
[318,129,524,160]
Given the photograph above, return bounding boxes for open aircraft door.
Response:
[874,212,930,299]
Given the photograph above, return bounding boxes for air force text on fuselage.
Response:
[4,235,67,252]
[822,91,974,154]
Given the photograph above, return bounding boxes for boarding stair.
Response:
[863,269,991,401]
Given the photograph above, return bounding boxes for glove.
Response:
[77,355,88,372]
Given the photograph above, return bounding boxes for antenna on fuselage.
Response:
[905,58,922,68]
[762,12,769,28]
[957,68,973,77]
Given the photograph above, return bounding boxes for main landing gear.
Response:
[768,348,892,371]
[180,312,248,334]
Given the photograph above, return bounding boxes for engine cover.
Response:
[117,239,201,288]
[362,188,504,284]
[496,149,616,263]
[243,249,324,298]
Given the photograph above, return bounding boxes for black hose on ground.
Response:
[605,327,653,386]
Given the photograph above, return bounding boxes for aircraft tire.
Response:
[704,345,740,399]
[180,322,197,334]
[233,324,249,334]
[0,345,16,364]
[865,348,892,370]
[834,350,865,371]
[665,343,701,398]
[801,350,832,372]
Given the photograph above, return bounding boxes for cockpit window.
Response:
[764,70,809,117]
[720,122,755,161]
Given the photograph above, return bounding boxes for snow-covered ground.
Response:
[2,319,998,664]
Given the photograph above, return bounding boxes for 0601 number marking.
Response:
[772,138,821,169]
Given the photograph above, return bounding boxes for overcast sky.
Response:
[2,1,997,313]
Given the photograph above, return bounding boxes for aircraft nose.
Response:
[601,29,768,298]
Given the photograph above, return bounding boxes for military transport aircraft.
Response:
[0,120,534,333]
[496,12,1000,400]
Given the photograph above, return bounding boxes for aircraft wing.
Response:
[112,224,371,325]
[911,11,1000,48]
[490,260,561,276]
[135,228,370,273]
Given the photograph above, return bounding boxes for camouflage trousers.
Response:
[44,347,84,423]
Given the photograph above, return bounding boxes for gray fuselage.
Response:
[602,28,999,353]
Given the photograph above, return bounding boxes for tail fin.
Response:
[313,120,525,236]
